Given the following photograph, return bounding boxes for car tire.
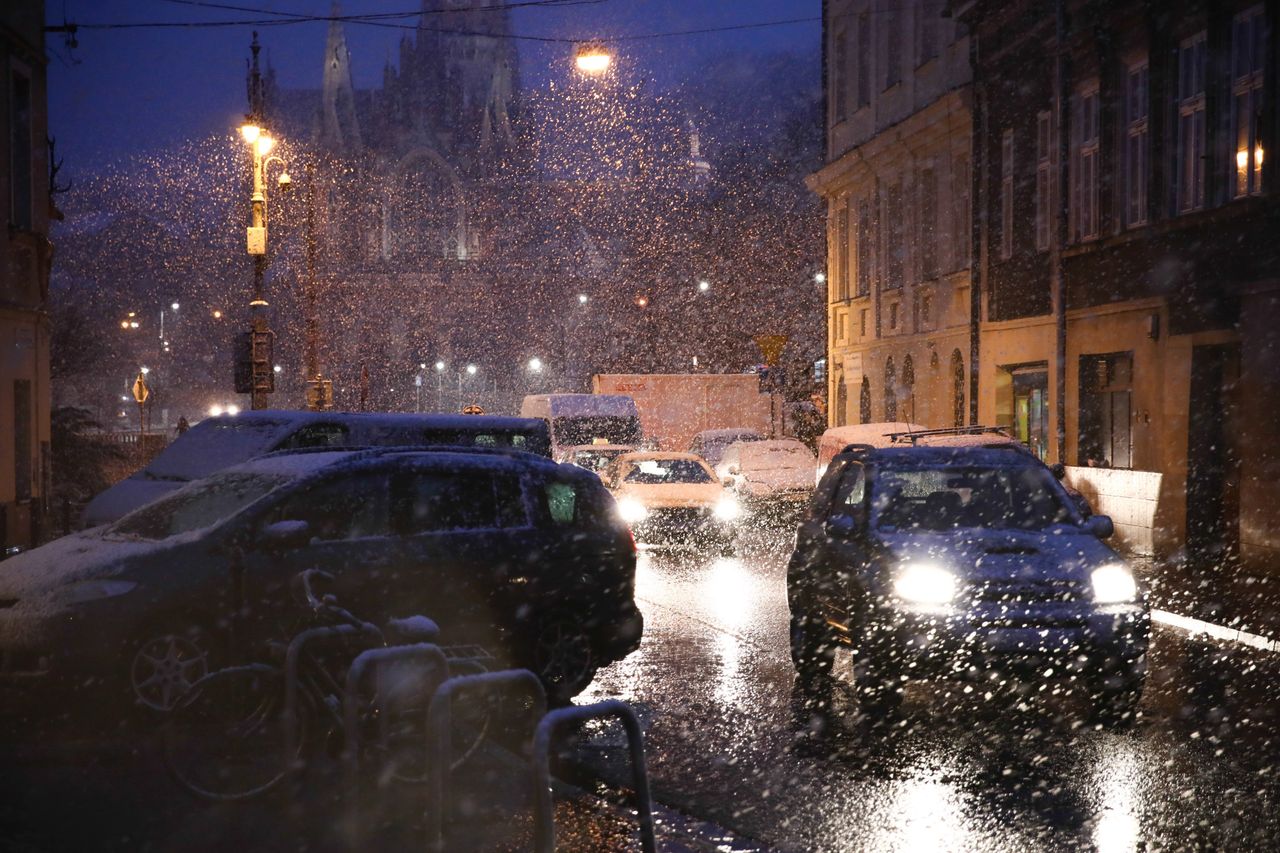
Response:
[850,630,903,720]
[128,618,220,714]
[530,618,598,705]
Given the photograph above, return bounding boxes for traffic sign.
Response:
[753,334,788,366]
[461,404,485,415]
[131,372,150,404]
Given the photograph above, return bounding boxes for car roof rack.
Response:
[884,425,1011,444]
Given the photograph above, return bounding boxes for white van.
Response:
[81,411,551,527]
[519,394,642,457]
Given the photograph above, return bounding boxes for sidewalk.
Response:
[1138,557,1280,647]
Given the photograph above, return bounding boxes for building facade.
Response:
[1,1,52,552]
[808,0,974,431]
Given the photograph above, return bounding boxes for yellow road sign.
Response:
[131,372,150,404]
[461,404,485,415]
[753,334,788,366]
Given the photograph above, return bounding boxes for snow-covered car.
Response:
[814,422,926,484]
[0,447,641,719]
[557,443,637,479]
[686,428,765,467]
[716,439,817,523]
[788,441,1150,725]
[605,452,739,552]
[80,411,552,528]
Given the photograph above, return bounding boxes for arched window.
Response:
[884,357,897,421]
[835,376,849,426]
[901,355,916,423]
[860,376,872,424]
[951,349,966,427]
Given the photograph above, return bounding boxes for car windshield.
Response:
[623,458,713,484]
[871,464,1076,531]
[108,472,289,540]
[738,443,814,470]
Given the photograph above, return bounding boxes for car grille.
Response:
[646,507,711,530]
[973,577,1086,605]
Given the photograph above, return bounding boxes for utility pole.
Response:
[241,32,275,411]
[303,159,330,410]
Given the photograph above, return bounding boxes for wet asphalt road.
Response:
[577,529,1280,852]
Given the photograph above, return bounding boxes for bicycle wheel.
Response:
[163,664,304,801]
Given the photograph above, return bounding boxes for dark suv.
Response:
[787,440,1149,724]
[0,447,640,718]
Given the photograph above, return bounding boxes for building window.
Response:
[1079,352,1134,469]
[836,377,849,426]
[1123,60,1150,227]
[836,203,850,300]
[860,308,868,337]
[836,312,847,342]
[952,154,970,270]
[1231,7,1266,199]
[888,300,899,331]
[9,67,33,232]
[918,165,937,280]
[951,349,965,427]
[857,12,871,109]
[901,355,916,422]
[859,376,872,424]
[921,291,933,327]
[1035,111,1052,251]
[1175,32,1207,214]
[884,358,898,421]
[884,182,905,289]
[1070,84,1100,242]
[833,29,849,123]
[1000,130,1014,260]
[13,380,32,501]
[855,199,872,296]
[884,8,902,90]
[916,0,942,66]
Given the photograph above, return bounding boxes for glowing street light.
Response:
[698,279,710,292]
[578,293,589,305]
[171,302,180,311]
[239,124,261,145]
[140,366,150,375]
[212,309,223,319]
[528,357,544,373]
[814,272,827,284]
[574,42,612,75]
[466,363,478,376]
[435,360,446,372]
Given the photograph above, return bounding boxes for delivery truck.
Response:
[591,373,773,452]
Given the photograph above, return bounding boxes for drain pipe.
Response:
[1053,0,1070,463]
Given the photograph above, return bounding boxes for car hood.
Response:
[614,482,723,508]
[0,530,164,600]
[876,526,1120,584]
[739,467,813,494]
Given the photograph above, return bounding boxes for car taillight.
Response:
[626,527,637,552]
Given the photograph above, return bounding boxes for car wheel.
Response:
[850,632,903,720]
[531,618,598,704]
[130,621,217,713]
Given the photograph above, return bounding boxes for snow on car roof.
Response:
[820,422,927,448]
[229,446,566,479]
[541,394,638,417]
[856,444,1039,466]
[694,428,765,442]
[735,439,815,456]
[616,451,704,462]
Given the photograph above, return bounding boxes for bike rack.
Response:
[342,643,450,793]
[284,623,380,777]
[531,700,656,853]
[424,669,547,853]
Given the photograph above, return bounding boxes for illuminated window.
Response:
[1231,7,1266,198]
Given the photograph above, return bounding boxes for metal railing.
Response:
[531,700,656,853]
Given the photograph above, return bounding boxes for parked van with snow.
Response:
[815,423,926,483]
[81,411,551,527]
[519,394,642,457]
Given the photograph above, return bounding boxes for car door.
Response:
[241,469,398,630]
[809,461,872,627]
[389,465,532,642]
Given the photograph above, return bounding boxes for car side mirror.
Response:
[1084,514,1114,539]
[1050,462,1067,480]
[824,513,859,538]
[262,519,312,550]
[722,478,734,488]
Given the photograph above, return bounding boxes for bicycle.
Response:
[162,570,495,801]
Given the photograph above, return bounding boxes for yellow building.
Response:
[808,0,973,431]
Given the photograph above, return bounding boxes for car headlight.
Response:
[1091,564,1137,603]
[61,579,138,605]
[713,496,741,521]
[616,498,648,524]
[892,563,957,605]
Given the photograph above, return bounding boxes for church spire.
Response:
[318,1,362,154]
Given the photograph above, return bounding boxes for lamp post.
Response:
[238,32,291,411]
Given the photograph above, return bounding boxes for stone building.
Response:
[807,0,974,430]
[1,1,52,552]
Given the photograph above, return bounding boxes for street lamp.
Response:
[698,279,710,293]
[573,41,612,75]
[578,293,589,305]
[528,357,543,373]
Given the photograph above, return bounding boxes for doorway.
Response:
[995,363,1050,461]
[1186,344,1241,565]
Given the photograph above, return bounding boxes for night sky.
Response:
[45,0,821,176]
